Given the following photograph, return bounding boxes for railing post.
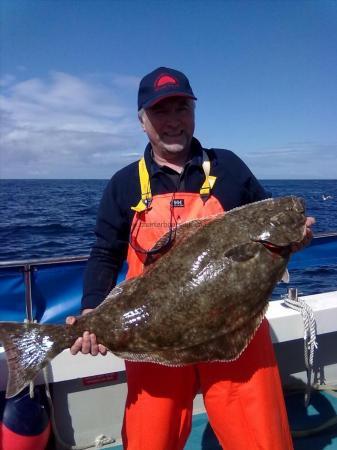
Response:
[23,264,33,322]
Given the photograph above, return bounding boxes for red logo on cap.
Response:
[154,74,179,90]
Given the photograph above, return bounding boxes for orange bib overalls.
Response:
[121,154,293,450]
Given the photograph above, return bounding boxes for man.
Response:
[68,67,314,449]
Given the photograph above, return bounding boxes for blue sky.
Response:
[1,0,336,179]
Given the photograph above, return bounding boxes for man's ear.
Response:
[139,117,146,132]
[138,110,146,132]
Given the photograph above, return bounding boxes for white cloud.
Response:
[110,74,140,89]
[3,72,335,180]
[243,142,337,179]
[0,71,145,178]
[0,74,16,87]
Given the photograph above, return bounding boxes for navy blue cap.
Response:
[138,67,197,111]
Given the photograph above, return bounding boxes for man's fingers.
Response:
[66,315,105,356]
[303,216,315,243]
[69,333,105,356]
[70,337,82,355]
[291,216,315,253]
[81,331,91,354]
[98,344,108,355]
[305,216,316,227]
[90,333,99,356]
[66,316,77,325]
[90,334,107,356]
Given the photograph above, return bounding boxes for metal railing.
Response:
[0,255,89,323]
[0,254,89,268]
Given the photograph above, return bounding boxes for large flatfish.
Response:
[0,196,306,398]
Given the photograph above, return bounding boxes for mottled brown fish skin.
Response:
[0,196,306,397]
[74,196,306,362]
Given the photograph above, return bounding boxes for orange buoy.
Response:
[1,386,50,450]
[1,391,6,450]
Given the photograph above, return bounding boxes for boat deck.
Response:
[103,390,337,450]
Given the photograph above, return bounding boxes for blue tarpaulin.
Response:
[289,234,337,269]
[0,267,26,322]
[31,261,87,324]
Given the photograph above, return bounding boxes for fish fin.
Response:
[281,268,290,283]
[0,322,72,398]
[144,213,223,267]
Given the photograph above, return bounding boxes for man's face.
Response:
[140,97,195,156]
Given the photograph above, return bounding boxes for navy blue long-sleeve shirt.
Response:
[82,138,268,310]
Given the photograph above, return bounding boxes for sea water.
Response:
[1,179,336,295]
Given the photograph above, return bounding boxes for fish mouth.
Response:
[260,241,292,257]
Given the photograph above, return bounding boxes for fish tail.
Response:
[0,321,75,399]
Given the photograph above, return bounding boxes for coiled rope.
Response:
[283,287,318,407]
[283,288,337,437]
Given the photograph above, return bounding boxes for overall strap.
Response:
[200,150,217,201]
[131,149,217,211]
[131,157,152,212]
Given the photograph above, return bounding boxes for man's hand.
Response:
[291,216,316,253]
[66,309,107,356]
